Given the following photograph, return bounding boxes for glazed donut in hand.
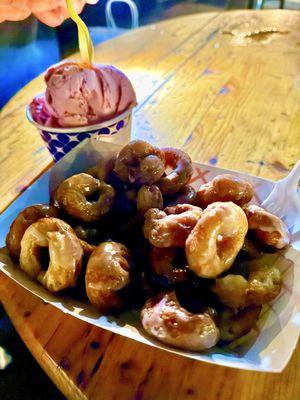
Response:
[141,291,219,351]
[157,148,193,195]
[186,202,248,278]
[6,204,58,260]
[243,205,290,249]
[19,218,83,292]
[195,174,254,208]
[54,173,115,222]
[85,242,131,313]
[212,261,282,308]
[137,185,163,215]
[219,305,262,342]
[143,204,202,248]
[114,140,165,185]
[150,247,189,285]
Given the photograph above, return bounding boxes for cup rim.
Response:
[26,103,133,133]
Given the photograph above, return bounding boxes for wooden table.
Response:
[1,9,299,400]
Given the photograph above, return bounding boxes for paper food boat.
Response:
[0,139,299,372]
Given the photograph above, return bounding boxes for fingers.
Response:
[0,2,30,22]
[33,7,67,27]
[0,0,96,26]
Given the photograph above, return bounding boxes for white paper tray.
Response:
[0,139,299,372]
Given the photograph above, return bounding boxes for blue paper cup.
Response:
[26,106,133,162]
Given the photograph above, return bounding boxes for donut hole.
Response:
[34,246,50,271]
[86,190,101,203]
[172,249,187,270]
[216,235,234,257]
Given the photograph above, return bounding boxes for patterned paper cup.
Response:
[26,106,133,162]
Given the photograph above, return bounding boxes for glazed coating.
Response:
[19,218,83,292]
[141,291,219,351]
[150,247,189,284]
[6,204,58,260]
[219,305,262,342]
[195,174,254,208]
[244,205,290,249]
[54,173,115,222]
[213,262,282,308]
[185,202,248,278]
[165,185,196,207]
[143,204,202,248]
[114,140,165,185]
[85,156,116,181]
[157,148,193,195]
[79,239,96,257]
[137,185,163,215]
[74,225,99,242]
[85,242,131,313]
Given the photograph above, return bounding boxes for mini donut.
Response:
[6,204,58,260]
[137,185,163,215]
[143,204,202,248]
[164,185,196,207]
[157,148,193,195]
[85,156,116,181]
[243,205,290,249]
[114,140,165,185]
[141,291,219,351]
[185,202,248,278]
[79,239,96,257]
[212,261,282,308]
[54,173,115,222]
[150,247,189,285]
[219,305,262,342]
[19,218,83,292]
[195,174,254,208]
[85,242,131,313]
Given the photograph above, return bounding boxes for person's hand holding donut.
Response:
[0,0,98,27]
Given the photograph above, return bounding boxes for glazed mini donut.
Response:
[164,185,196,207]
[85,156,116,181]
[212,261,282,308]
[85,242,131,314]
[141,291,219,351]
[54,173,115,222]
[185,202,248,278]
[6,204,58,260]
[157,148,193,195]
[74,225,99,242]
[137,185,163,215]
[150,247,189,285]
[143,204,202,248]
[243,205,290,249]
[114,140,165,185]
[79,239,96,257]
[195,174,254,208]
[19,218,83,292]
[219,305,262,342]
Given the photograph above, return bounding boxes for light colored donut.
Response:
[186,202,248,278]
[20,217,83,292]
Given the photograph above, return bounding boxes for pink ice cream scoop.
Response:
[30,61,137,128]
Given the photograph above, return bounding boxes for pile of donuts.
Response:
[6,140,290,352]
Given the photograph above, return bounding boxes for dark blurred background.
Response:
[0,0,299,399]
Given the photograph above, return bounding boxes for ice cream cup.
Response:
[26,105,133,162]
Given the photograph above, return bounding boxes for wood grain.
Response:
[0,9,300,400]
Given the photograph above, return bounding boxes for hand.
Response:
[0,0,99,27]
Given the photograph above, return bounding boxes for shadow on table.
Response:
[0,304,65,400]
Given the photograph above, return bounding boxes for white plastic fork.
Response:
[261,159,300,234]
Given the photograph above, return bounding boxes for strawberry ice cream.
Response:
[30,61,137,128]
